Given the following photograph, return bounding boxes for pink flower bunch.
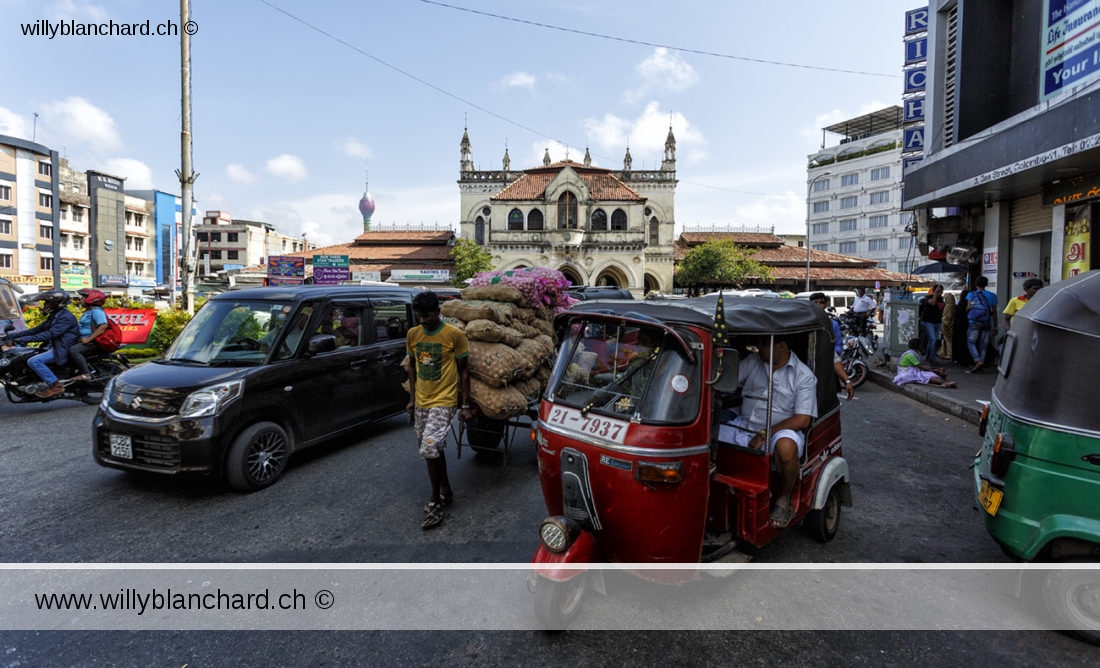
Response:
[470,266,573,310]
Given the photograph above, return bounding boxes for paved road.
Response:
[0,384,1091,664]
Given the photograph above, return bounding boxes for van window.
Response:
[318,303,365,349]
[372,300,410,342]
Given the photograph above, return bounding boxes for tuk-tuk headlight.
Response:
[539,516,580,553]
[180,380,243,418]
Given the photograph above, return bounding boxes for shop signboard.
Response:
[312,255,349,285]
[267,255,304,286]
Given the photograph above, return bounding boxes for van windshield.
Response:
[0,285,22,322]
[163,299,304,365]
[548,320,700,424]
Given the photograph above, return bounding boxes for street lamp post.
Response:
[805,171,832,292]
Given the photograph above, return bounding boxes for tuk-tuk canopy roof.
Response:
[562,295,832,335]
[1019,270,1100,338]
[994,270,1100,433]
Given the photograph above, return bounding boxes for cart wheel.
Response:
[533,573,586,629]
[466,415,505,449]
[1041,560,1100,645]
[805,484,841,543]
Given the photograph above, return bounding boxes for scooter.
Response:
[0,324,131,405]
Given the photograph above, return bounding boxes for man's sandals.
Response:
[770,504,796,529]
[421,493,454,530]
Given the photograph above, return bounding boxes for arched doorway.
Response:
[559,266,583,287]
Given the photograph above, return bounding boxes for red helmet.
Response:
[78,288,107,307]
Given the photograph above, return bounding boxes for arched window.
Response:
[611,208,627,231]
[648,217,659,245]
[557,192,578,229]
[508,208,524,231]
[591,208,607,231]
[527,209,544,230]
[475,217,485,245]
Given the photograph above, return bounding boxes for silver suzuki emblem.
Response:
[130,396,142,410]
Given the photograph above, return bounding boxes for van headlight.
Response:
[100,376,116,411]
[180,380,243,418]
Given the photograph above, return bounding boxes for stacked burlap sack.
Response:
[439,268,577,419]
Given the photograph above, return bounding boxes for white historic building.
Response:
[457,128,678,296]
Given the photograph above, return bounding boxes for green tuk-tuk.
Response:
[974,269,1100,641]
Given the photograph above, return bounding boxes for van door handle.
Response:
[350,360,370,369]
[1083,454,1100,466]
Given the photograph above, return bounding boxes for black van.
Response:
[93,285,416,491]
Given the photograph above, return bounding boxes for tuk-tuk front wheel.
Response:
[533,573,586,629]
[1041,560,1100,645]
[805,485,841,543]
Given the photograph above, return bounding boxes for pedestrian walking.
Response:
[919,284,945,363]
[405,291,471,529]
[965,276,998,373]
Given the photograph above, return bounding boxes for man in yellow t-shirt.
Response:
[406,291,470,529]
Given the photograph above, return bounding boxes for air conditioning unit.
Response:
[947,246,979,265]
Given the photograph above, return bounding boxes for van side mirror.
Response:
[2,320,14,333]
[307,334,337,355]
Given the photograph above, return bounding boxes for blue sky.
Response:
[1,0,917,246]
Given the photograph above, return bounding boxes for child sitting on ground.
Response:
[893,337,957,388]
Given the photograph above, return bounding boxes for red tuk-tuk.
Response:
[530,296,851,626]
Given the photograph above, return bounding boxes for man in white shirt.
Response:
[852,287,876,315]
[721,335,818,528]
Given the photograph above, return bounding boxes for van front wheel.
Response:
[226,422,290,492]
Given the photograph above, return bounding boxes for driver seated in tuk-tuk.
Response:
[717,334,818,529]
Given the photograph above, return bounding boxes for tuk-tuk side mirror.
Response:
[307,333,337,356]
[2,320,13,334]
[709,350,740,393]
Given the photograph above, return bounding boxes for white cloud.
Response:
[627,47,698,102]
[245,184,455,247]
[101,157,153,189]
[585,101,707,166]
[40,97,121,152]
[265,154,307,182]
[0,107,28,139]
[544,72,570,85]
[337,137,372,160]
[499,72,536,92]
[524,140,582,168]
[226,163,257,184]
[48,0,108,21]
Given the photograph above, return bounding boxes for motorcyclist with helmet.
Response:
[69,288,110,381]
[0,290,80,397]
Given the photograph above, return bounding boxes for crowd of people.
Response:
[894,277,1044,388]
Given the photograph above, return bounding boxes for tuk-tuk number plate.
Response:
[109,433,133,459]
[545,406,629,444]
[978,479,1002,516]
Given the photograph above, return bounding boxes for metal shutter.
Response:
[1009,194,1049,236]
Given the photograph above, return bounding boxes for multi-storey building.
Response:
[57,158,91,291]
[902,2,1100,298]
[0,135,60,291]
[806,107,926,276]
[457,127,678,295]
[196,210,311,275]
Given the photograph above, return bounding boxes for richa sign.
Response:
[104,308,158,346]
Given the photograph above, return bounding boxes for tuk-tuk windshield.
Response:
[0,283,24,327]
[548,319,701,423]
[162,299,307,365]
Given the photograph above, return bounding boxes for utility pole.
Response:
[176,0,199,314]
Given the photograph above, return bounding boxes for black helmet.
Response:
[37,290,70,313]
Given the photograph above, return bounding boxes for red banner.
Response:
[104,308,158,345]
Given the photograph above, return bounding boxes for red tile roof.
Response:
[492,161,644,202]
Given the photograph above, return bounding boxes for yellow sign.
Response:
[1063,215,1091,280]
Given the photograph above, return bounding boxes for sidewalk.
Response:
[867,357,996,426]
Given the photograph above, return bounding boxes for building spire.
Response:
[543,147,551,166]
[623,143,633,172]
[460,123,473,172]
[662,121,677,171]
[358,165,375,232]
[583,145,591,167]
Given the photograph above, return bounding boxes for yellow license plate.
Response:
[979,479,1003,516]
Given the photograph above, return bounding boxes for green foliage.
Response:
[674,240,774,290]
[146,307,193,353]
[449,238,494,287]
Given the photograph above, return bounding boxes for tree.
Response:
[449,238,494,287]
[674,240,774,292]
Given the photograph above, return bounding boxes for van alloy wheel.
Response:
[226,421,290,492]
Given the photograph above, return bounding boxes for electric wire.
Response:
[418,0,898,79]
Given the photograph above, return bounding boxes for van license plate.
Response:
[109,433,133,460]
[979,479,1002,516]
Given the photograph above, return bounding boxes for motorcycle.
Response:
[530,296,851,628]
[0,322,131,406]
[836,311,878,387]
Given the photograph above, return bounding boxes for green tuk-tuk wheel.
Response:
[1041,559,1100,645]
